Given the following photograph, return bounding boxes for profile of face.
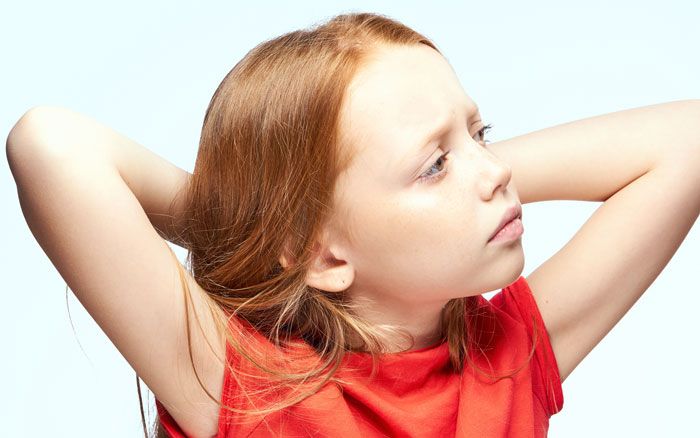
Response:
[305,43,524,341]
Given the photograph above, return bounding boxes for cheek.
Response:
[356,193,482,268]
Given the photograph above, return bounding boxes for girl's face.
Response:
[317,43,523,334]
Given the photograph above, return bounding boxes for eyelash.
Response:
[417,123,493,184]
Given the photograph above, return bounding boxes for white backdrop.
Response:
[2,1,699,436]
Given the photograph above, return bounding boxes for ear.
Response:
[279,241,354,293]
[305,242,355,293]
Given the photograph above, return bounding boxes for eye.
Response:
[418,151,450,184]
[475,123,493,144]
[416,122,493,185]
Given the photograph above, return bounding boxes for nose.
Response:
[477,142,512,200]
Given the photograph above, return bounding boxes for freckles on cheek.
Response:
[352,185,450,251]
[381,208,439,250]
[353,201,412,250]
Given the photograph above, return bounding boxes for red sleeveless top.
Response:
[156,275,564,437]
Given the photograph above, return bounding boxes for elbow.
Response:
[654,99,700,170]
[7,106,50,152]
[6,105,67,170]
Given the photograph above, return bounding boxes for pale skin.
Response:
[7,45,700,438]
[295,43,526,352]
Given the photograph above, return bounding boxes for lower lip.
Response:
[488,217,524,244]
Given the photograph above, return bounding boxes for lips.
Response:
[488,204,522,242]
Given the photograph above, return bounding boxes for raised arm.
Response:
[489,99,700,204]
[487,99,700,383]
[6,106,225,438]
[7,105,193,248]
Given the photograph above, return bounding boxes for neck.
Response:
[345,295,448,353]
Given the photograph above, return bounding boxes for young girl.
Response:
[6,11,699,438]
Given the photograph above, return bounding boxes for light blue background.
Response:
[2,1,699,436]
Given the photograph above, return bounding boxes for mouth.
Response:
[488,204,522,242]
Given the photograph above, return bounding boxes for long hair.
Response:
[137,11,540,437]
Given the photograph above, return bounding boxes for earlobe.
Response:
[305,262,354,293]
[306,264,354,292]
[279,235,354,292]
[304,243,354,293]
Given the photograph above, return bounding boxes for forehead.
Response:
[339,44,476,166]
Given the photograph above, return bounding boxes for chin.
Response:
[493,250,525,290]
[506,251,526,283]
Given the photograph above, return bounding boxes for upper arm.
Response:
[7,114,227,438]
[526,157,700,383]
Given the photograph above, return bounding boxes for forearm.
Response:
[6,106,192,248]
[488,99,700,204]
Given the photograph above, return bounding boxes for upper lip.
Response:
[488,204,522,241]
